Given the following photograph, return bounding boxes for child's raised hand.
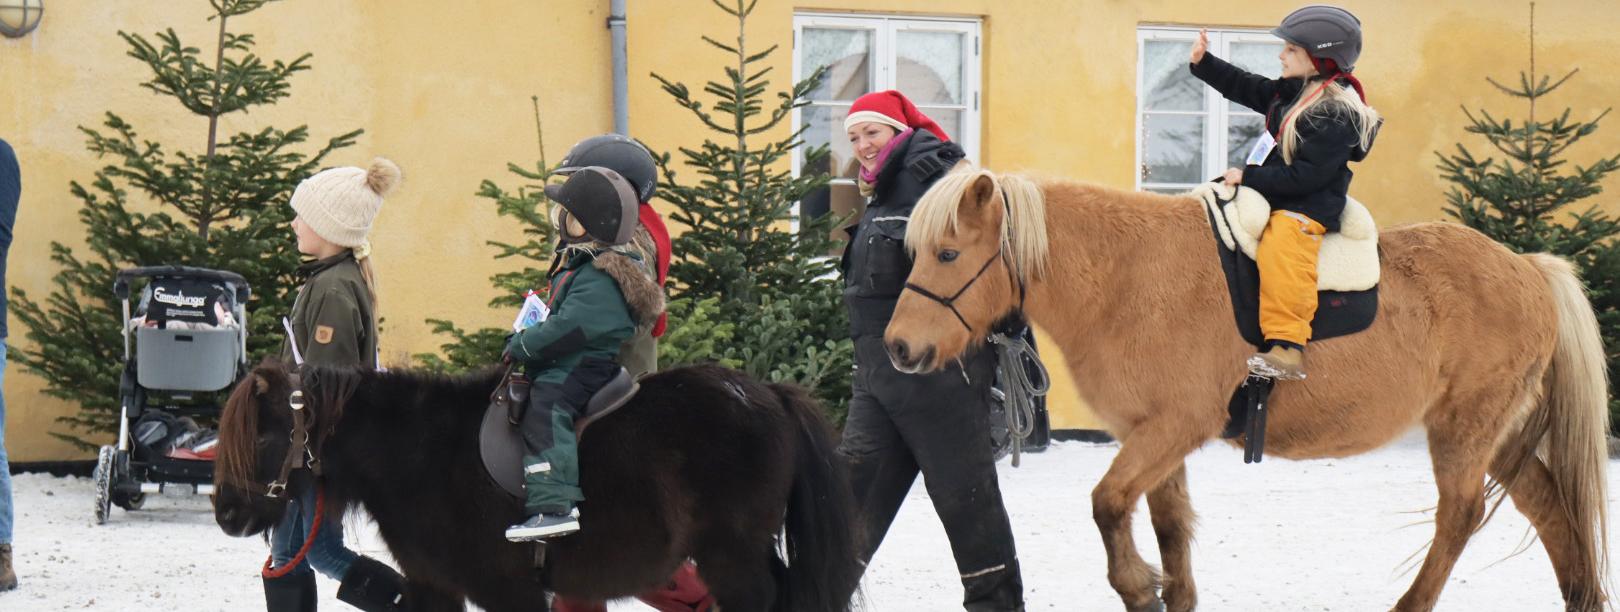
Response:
[1191,28,1209,65]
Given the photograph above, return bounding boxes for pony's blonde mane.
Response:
[906,167,1050,280]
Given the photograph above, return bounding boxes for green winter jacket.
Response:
[282,252,377,368]
[507,248,663,384]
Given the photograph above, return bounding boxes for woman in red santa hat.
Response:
[836,90,1025,612]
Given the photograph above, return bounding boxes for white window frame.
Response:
[790,13,983,226]
[1135,26,1281,192]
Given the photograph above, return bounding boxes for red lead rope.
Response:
[260,487,326,579]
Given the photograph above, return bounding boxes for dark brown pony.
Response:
[212,360,862,612]
[885,168,1610,612]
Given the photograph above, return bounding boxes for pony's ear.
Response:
[966,173,997,211]
[252,373,269,395]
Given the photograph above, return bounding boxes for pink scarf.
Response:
[858,129,915,196]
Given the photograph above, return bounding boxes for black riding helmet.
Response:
[544,167,640,246]
[555,134,658,202]
[1272,5,1363,72]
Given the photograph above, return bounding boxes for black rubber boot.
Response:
[961,557,1025,612]
[336,556,409,611]
[263,569,318,612]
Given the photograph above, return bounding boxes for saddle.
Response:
[1190,183,1382,463]
[480,367,639,499]
[1191,182,1380,348]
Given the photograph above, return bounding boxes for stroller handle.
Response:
[114,266,251,302]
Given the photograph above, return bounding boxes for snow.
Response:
[2,433,1611,611]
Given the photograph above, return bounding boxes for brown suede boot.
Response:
[1247,346,1306,380]
[0,543,18,591]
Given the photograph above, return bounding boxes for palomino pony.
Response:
[883,168,1609,612]
[211,360,862,611]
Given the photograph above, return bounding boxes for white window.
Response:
[1137,27,1284,193]
[792,13,982,230]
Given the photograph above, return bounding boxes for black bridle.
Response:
[903,249,1008,334]
[262,375,321,499]
[900,189,1027,335]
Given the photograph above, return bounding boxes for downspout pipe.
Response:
[609,0,628,135]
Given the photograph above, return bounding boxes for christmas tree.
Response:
[8,0,360,448]
[652,0,853,419]
[1437,3,1620,430]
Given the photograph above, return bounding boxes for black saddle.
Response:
[1203,197,1379,348]
[480,367,639,499]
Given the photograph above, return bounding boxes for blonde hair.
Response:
[353,241,379,309]
[1278,77,1381,164]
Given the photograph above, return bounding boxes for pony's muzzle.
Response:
[886,339,935,374]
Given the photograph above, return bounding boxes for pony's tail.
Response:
[1505,254,1610,608]
[771,383,863,612]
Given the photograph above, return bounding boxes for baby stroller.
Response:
[93,266,250,524]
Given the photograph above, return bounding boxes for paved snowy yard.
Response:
[2,434,1611,611]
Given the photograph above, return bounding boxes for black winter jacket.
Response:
[1190,53,1375,232]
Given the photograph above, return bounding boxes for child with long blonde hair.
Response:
[1190,4,1381,379]
[266,157,409,611]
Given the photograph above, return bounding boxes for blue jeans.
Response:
[268,485,356,580]
[0,343,11,545]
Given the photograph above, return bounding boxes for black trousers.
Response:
[839,337,1023,612]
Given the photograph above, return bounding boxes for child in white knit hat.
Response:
[265,158,411,611]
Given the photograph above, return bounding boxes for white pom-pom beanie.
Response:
[290,157,402,248]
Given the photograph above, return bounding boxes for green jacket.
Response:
[508,248,663,384]
[283,252,377,368]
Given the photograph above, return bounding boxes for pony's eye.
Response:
[938,249,959,263]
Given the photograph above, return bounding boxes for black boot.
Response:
[961,558,1024,612]
[336,556,409,611]
[263,569,318,612]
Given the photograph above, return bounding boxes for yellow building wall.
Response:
[2,0,616,461]
[5,0,1619,459]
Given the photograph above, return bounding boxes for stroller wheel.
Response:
[93,445,115,525]
[115,492,146,511]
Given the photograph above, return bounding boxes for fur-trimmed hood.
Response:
[591,249,665,331]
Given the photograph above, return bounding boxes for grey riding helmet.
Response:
[1272,5,1363,72]
[544,167,640,246]
[555,134,659,202]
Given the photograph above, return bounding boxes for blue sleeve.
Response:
[0,138,19,251]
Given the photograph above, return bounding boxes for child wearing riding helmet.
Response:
[270,158,410,611]
[1190,4,1381,380]
[504,167,663,542]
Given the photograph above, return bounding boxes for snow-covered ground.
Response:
[2,433,1611,611]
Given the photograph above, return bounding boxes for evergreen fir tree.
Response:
[1437,2,1620,430]
[651,0,853,419]
[8,0,360,448]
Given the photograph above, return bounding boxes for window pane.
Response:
[800,105,860,179]
[1143,39,1202,111]
[1226,41,1284,112]
[1142,113,1205,184]
[1227,115,1268,168]
[804,28,873,101]
[896,30,964,104]
[916,107,963,144]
